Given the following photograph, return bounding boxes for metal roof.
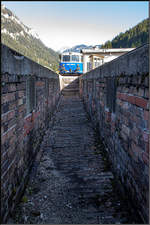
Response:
[60,52,83,56]
[80,48,135,54]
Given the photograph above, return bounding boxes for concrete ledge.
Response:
[1,44,61,223]
[79,44,149,223]
[1,44,59,79]
[80,44,149,80]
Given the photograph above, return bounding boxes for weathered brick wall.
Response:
[1,44,61,223]
[79,44,149,223]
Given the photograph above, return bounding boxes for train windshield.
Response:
[72,55,79,62]
[62,55,70,62]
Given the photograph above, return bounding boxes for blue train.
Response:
[59,52,83,75]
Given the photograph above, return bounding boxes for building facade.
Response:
[81,47,135,73]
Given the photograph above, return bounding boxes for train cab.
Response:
[59,52,83,75]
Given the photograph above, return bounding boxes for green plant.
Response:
[21,195,28,203]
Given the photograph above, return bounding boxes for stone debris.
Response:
[8,93,142,224]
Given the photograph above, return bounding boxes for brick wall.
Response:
[1,44,61,223]
[79,44,149,223]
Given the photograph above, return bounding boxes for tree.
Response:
[101,18,149,49]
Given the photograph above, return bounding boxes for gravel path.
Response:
[9,94,142,224]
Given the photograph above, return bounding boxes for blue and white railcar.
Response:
[59,52,83,75]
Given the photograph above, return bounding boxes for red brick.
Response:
[122,124,130,136]
[36,81,44,87]
[105,111,111,123]
[135,97,148,109]
[117,92,121,99]
[8,93,16,102]
[122,93,128,101]
[1,112,8,122]
[1,133,8,145]
[7,126,16,139]
[126,95,136,105]
[18,90,24,98]
[122,101,130,110]
[144,89,149,98]
[131,142,141,157]
[1,126,4,134]
[136,88,145,97]
[7,110,15,121]
[123,116,129,126]
[129,115,137,124]
[144,110,149,121]
[143,131,149,143]
[111,121,115,133]
[25,114,32,122]
[9,102,17,111]
[9,84,17,92]
[146,142,149,154]
[130,130,139,144]
[128,146,138,162]
[8,118,16,130]
[18,98,23,106]
[142,152,149,165]
[2,94,8,104]
[1,168,9,182]
[117,99,123,107]
[117,92,127,101]
[24,122,29,130]
[18,105,25,113]
[1,150,8,161]
[9,135,17,145]
[32,112,38,120]
[121,130,128,141]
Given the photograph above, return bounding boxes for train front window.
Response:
[63,55,70,62]
[72,55,79,62]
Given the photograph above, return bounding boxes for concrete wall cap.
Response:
[1,44,58,79]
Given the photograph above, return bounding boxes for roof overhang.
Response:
[80,48,135,54]
[89,54,105,58]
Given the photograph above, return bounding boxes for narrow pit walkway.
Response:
[9,93,141,224]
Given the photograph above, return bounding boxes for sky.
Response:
[2,1,149,51]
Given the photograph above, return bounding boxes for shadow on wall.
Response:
[1,43,149,224]
[1,44,61,223]
[1,44,83,224]
[79,44,149,224]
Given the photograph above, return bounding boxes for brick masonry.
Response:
[1,44,61,223]
[79,44,149,223]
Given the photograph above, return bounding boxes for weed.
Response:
[21,195,28,203]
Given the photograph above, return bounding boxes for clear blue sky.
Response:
[2,1,149,51]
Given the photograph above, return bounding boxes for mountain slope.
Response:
[59,44,102,53]
[1,4,59,72]
[101,18,149,48]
